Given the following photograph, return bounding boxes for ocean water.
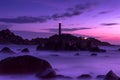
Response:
[0,44,120,80]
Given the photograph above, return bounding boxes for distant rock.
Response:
[36,68,56,78]
[0,55,56,78]
[55,75,72,79]
[77,74,92,79]
[96,75,105,78]
[0,47,15,54]
[91,53,97,56]
[89,47,106,52]
[74,53,79,56]
[51,54,59,56]
[118,48,120,51]
[21,48,29,53]
[104,70,119,80]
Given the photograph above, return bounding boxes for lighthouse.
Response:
[59,22,62,36]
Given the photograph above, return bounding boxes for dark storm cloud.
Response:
[0,16,50,23]
[51,3,94,20]
[46,27,92,32]
[0,2,95,23]
[98,10,113,14]
[101,23,119,26]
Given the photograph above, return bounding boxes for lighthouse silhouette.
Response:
[58,22,62,37]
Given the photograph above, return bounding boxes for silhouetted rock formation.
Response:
[0,55,56,78]
[0,29,30,44]
[37,34,110,51]
[21,48,29,53]
[0,47,15,54]
[91,53,97,56]
[104,70,119,80]
[96,75,105,79]
[118,48,120,51]
[0,29,111,51]
[77,74,92,79]
[54,75,72,79]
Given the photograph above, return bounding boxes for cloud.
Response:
[45,27,92,32]
[101,23,119,26]
[98,10,112,14]
[0,16,50,23]
[51,3,94,20]
[0,2,95,23]
[0,24,12,30]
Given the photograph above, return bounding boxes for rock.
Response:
[74,53,79,56]
[36,68,56,78]
[21,48,29,53]
[91,53,97,56]
[77,74,92,79]
[118,48,120,51]
[0,55,56,78]
[89,47,106,52]
[51,54,59,56]
[0,47,15,53]
[104,70,119,80]
[96,75,105,78]
[55,75,72,79]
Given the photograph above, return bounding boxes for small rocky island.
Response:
[0,23,111,51]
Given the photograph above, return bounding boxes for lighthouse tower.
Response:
[58,22,62,37]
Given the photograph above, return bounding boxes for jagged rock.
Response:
[89,47,106,52]
[74,53,79,56]
[55,75,72,79]
[51,54,59,56]
[0,47,15,53]
[77,74,92,79]
[0,55,56,78]
[104,70,119,80]
[118,48,120,51]
[96,75,105,78]
[91,53,97,56]
[21,48,29,53]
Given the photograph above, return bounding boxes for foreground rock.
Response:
[21,48,29,53]
[0,47,15,53]
[0,55,56,78]
[77,74,92,79]
[104,70,119,80]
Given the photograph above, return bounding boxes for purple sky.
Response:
[0,0,120,45]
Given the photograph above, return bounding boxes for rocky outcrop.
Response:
[0,29,30,44]
[104,70,119,80]
[0,47,15,53]
[21,48,29,53]
[0,29,111,51]
[77,74,92,79]
[91,53,97,56]
[0,55,56,78]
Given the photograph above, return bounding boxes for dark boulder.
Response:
[104,70,119,80]
[77,74,92,79]
[91,53,97,56]
[0,55,56,78]
[96,75,105,78]
[0,47,15,53]
[74,53,79,56]
[21,48,29,53]
[89,47,106,52]
[55,75,72,79]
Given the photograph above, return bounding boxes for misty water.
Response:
[0,45,120,80]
